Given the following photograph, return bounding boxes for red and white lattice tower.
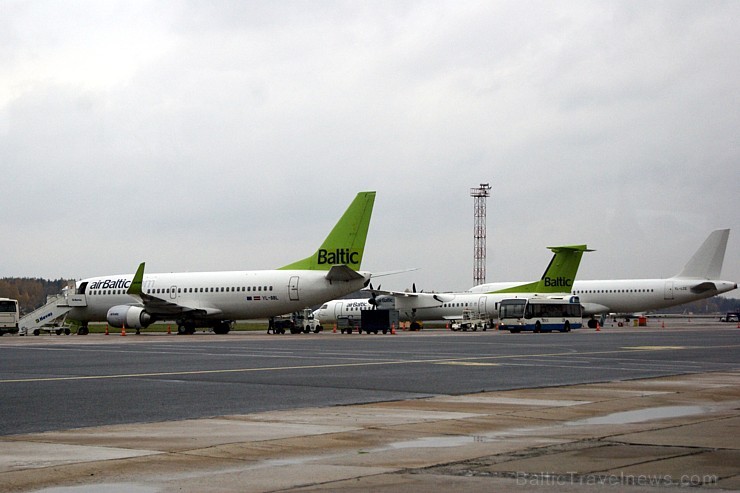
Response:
[470,183,492,286]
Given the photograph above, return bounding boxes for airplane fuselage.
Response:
[314,292,539,324]
[70,269,371,324]
[471,279,737,316]
[572,278,737,315]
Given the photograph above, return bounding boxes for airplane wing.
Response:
[126,262,223,318]
[139,293,223,318]
[364,287,454,309]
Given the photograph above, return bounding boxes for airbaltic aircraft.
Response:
[471,229,737,319]
[314,244,591,329]
[67,192,376,334]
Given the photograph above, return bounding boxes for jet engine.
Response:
[106,305,152,329]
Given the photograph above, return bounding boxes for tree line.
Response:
[0,278,74,315]
[654,295,739,315]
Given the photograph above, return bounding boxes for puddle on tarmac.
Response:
[32,485,158,493]
[381,405,716,450]
[569,406,708,426]
[388,436,478,449]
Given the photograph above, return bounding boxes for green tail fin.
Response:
[491,245,592,294]
[279,191,376,271]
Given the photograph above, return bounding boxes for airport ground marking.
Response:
[621,346,687,351]
[1,345,736,385]
[434,362,500,367]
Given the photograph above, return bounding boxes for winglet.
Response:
[279,191,376,271]
[127,262,146,297]
[490,245,592,294]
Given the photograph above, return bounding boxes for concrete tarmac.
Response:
[2,371,738,492]
[1,324,739,492]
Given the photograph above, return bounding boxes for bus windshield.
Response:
[499,299,526,319]
[0,300,17,312]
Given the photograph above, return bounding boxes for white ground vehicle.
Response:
[268,308,323,334]
[499,296,583,333]
[450,309,490,331]
[0,298,20,335]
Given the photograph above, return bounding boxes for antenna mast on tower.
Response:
[470,183,492,286]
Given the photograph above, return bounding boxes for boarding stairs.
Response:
[18,287,87,336]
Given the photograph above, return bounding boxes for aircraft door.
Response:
[334,302,343,320]
[664,281,674,300]
[478,297,487,317]
[170,286,178,300]
[289,276,300,301]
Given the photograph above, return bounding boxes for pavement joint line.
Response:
[2,345,739,384]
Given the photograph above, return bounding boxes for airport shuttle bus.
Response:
[0,298,20,335]
[498,296,582,333]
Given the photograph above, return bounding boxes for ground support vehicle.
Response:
[268,309,325,334]
[336,315,359,334]
[28,324,74,336]
[450,309,490,331]
[295,308,323,333]
[359,309,399,334]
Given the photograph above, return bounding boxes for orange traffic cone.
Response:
[167,325,171,335]
[121,326,126,336]
[596,322,601,332]
[333,324,337,333]
[391,323,396,335]
[105,325,109,336]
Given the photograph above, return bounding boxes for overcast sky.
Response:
[2,1,738,297]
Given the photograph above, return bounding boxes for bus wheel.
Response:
[534,322,542,333]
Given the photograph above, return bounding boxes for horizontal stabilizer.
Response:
[690,281,719,294]
[325,265,365,282]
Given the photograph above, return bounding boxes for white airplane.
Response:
[314,245,591,329]
[471,229,737,322]
[67,192,376,334]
